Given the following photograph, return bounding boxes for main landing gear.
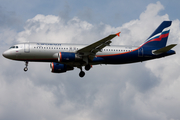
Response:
[79,71,85,77]
[24,61,28,72]
[85,64,91,71]
[79,64,91,77]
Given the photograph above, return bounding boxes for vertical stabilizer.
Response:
[141,21,172,48]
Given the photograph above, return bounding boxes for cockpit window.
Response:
[9,46,15,49]
[9,46,18,49]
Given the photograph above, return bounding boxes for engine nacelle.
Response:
[50,62,74,73]
[58,52,82,62]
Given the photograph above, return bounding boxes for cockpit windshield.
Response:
[9,46,18,49]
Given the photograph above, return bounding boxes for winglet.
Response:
[116,32,121,37]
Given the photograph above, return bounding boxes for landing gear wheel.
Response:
[79,71,85,77]
[85,64,91,71]
[24,67,28,72]
[24,61,28,72]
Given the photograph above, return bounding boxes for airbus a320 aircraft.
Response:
[2,21,177,77]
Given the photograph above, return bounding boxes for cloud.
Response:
[1,1,180,120]
[16,15,94,44]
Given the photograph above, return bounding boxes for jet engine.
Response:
[50,62,74,73]
[58,52,82,62]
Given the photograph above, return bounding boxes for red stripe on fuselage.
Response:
[96,50,134,57]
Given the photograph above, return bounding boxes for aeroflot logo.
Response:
[37,43,61,46]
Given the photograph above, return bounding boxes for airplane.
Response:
[2,21,177,77]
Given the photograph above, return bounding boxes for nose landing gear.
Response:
[24,61,28,72]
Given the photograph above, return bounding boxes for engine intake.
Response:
[50,62,74,73]
[58,52,82,62]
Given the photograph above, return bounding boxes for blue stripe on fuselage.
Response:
[93,47,175,64]
[93,50,139,64]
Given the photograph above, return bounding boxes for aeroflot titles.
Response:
[37,43,61,46]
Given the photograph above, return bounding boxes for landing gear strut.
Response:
[24,61,28,72]
[79,67,85,77]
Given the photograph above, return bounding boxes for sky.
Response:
[0,0,180,120]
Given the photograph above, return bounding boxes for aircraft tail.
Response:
[141,21,172,48]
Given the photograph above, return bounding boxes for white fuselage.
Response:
[3,42,137,62]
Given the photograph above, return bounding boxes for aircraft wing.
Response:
[77,32,120,59]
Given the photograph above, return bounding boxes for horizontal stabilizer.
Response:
[152,44,177,55]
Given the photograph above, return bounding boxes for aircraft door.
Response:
[69,47,73,52]
[24,43,30,53]
[69,47,77,52]
[138,47,143,57]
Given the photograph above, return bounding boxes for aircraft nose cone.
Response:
[2,50,11,58]
[2,51,7,57]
